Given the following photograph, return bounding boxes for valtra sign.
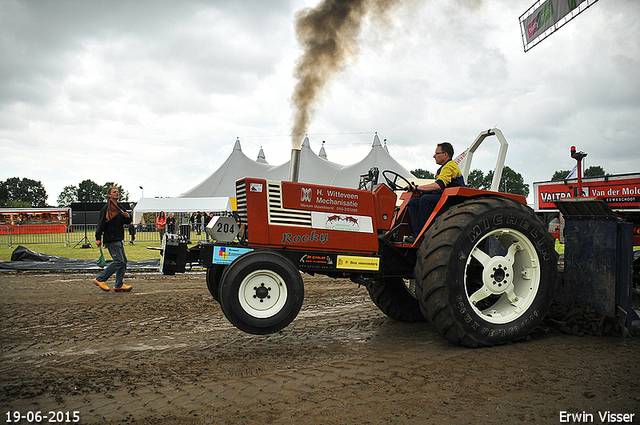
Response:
[533,173,640,212]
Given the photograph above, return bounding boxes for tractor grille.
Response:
[267,181,312,227]
[235,180,247,224]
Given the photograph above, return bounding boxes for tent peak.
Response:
[372,133,383,147]
[234,138,242,151]
[319,141,327,160]
[257,146,268,164]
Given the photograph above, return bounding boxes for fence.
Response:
[1,223,212,248]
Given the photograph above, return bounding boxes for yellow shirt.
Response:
[435,160,465,190]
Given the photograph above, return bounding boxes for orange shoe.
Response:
[113,284,133,292]
[93,279,110,292]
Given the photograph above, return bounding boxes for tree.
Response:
[3,200,31,208]
[470,166,529,197]
[491,167,526,196]
[102,182,129,202]
[0,177,48,207]
[551,165,607,181]
[551,170,573,181]
[57,180,129,206]
[411,169,435,179]
[57,185,78,207]
[466,169,485,189]
[584,166,606,178]
[78,180,104,203]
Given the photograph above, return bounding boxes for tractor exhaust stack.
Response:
[289,148,301,182]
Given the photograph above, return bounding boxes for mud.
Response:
[1,272,639,424]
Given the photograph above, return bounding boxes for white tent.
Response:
[180,134,417,198]
[181,138,272,198]
[133,197,232,224]
[261,137,344,185]
[330,134,414,187]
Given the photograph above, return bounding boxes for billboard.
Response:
[520,0,600,52]
[533,173,640,212]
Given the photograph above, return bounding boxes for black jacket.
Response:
[95,202,133,244]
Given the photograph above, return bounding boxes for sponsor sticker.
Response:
[336,255,380,271]
[311,212,373,233]
[298,253,336,271]
[282,182,366,214]
[212,246,253,265]
[250,183,263,192]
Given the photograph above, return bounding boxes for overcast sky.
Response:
[1,0,639,205]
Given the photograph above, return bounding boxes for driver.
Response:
[404,142,465,242]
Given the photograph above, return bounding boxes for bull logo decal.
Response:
[301,187,312,202]
[325,215,359,226]
[326,214,341,224]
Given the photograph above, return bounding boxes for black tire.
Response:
[218,251,304,335]
[206,265,226,302]
[366,277,426,322]
[414,197,557,347]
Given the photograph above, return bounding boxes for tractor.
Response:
[162,128,558,347]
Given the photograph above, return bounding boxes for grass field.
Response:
[0,225,219,262]
[0,240,166,262]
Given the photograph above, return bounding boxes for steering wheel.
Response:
[382,170,414,192]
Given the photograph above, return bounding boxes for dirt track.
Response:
[1,272,639,425]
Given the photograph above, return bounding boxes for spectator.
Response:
[128,223,136,245]
[167,213,176,234]
[204,212,213,241]
[157,211,167,241]
[196,211,203,235]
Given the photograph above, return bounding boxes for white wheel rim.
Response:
[238,269,288,318]
[464,228,541,324]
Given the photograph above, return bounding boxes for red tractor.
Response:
[163,129,557,347]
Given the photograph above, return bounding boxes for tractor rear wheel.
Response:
[218,251,304,335]
[414,197,557,347]
[366,277,426,322]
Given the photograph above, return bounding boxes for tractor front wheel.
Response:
[218,251,304,335]
[414,197,557,347]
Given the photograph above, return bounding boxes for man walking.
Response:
[93,187,133,292]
